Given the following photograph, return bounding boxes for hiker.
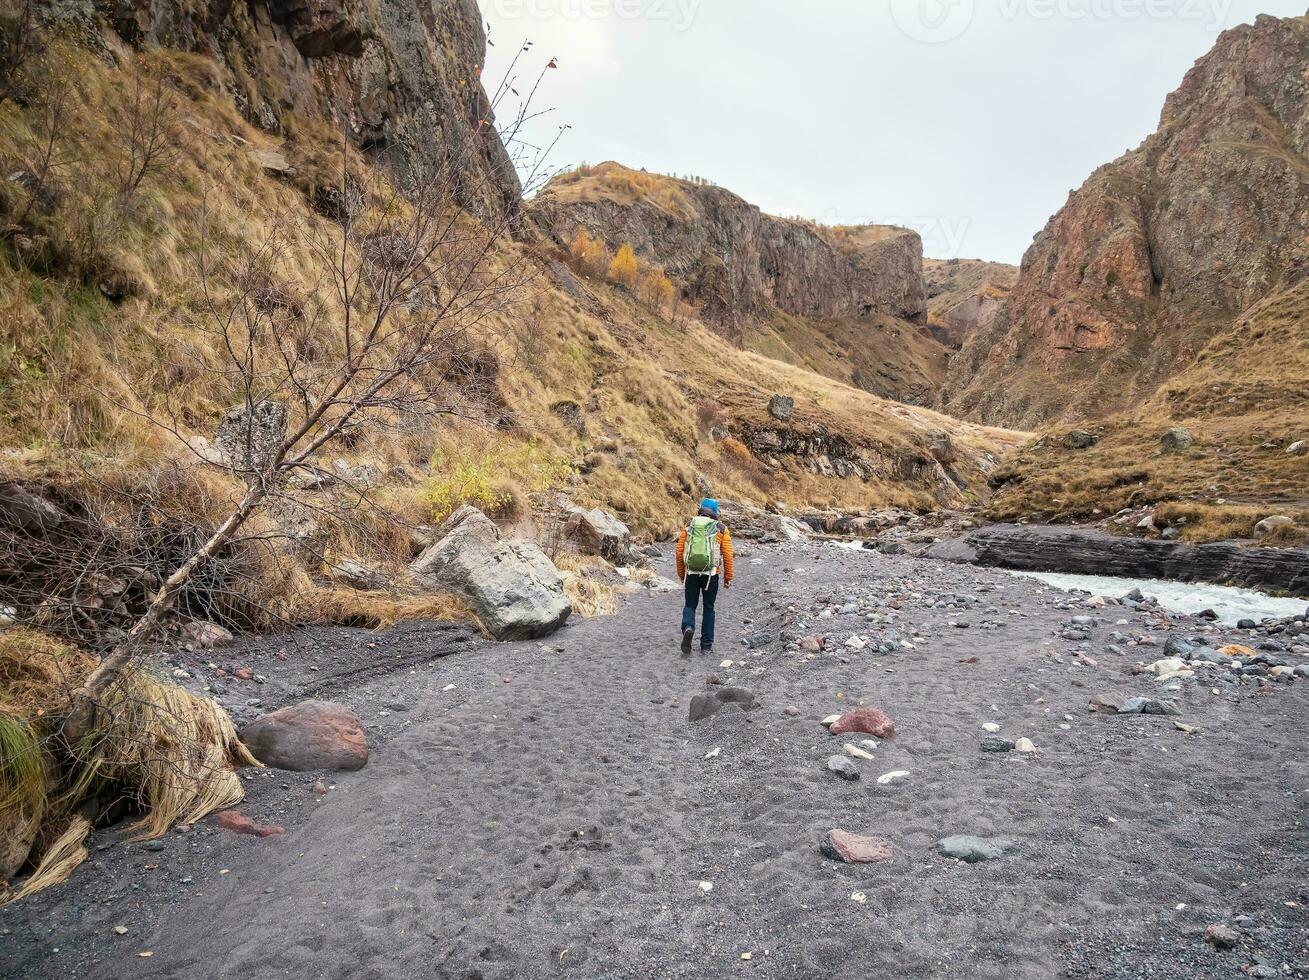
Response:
[676,498,734,654]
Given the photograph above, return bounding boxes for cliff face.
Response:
[528,164,941,404]
[923,258,1018,349]
[945,14,1309,427]
[530,164,927,327]
[96,0,519,213]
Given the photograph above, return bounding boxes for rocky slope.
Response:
[529,163,947,404]
[923,258,1018,349]
[0,10,1023,572]
[945,13,1309,428]
[98,0,518,214]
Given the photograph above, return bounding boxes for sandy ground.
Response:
[2,541,1307,979]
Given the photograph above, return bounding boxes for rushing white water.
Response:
[1007,570,1308,626]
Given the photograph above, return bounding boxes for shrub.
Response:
[637,267,676,313]
[421,438,573,523]
[567,228,609,279]
[721,436,753,466]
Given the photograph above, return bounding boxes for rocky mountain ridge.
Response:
[532,163,927,328]
[944,13,1309,428]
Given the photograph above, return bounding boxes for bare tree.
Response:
[63,50,567,743]
[114,70,179,206]
[0,0,40,105]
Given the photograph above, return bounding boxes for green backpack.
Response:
[684,515,722,574]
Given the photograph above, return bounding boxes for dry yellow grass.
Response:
[553,553,621,618]
[987,278,1309,539]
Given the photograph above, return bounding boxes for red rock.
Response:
[821,830,893,864]
[829,707,896,739]
[783,706,800,718]
[239,700,368,772]
[234,667,254,680]
[798,637,826,653]
[1204,924,1239,949]
[213,811,284,838]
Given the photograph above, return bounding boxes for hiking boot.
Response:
[680,629,694,654]
[701,646,714,656]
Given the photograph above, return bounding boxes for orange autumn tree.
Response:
[607,242,640,288]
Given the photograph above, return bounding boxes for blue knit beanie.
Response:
[699,498,720,517]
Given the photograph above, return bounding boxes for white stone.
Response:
[982,722,1001,734]
[876,770,910,785]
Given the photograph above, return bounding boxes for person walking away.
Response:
[676,499,734,654]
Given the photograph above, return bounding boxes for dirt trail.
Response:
[2,543,1306,979]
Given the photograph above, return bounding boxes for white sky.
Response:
[480,1,1307,264]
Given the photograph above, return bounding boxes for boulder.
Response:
[563,505,633,563]
[1160,427,1194,453]
[829,706,896,739]
[0,805,40,883]
[1254,515,1293,538]
[410,506,571,640]
[767,395,795,422]
[240,700,368,772]
[821,830,893,864]
[180,620,235,649]
[550,400,587,436]
[330,558,386,591]
[1060,429,1098,450]
[216,401,287,484]
[0,482,66,535]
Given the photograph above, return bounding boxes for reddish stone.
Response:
[239,700,368,772]
[821,830,893,864]
[829,707,896,739]
[234,667,255,680]
[798,636,826,653]
[1204,924,1239,949]
[213,811,284,838]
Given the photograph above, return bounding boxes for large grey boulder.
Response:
[563,505,633,563]
[216,401,287,484]
[1160,427,1194,453]
[411,506,571,640]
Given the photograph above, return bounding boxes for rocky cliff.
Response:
[923,258,1017,349]
[945,13,1309,427]
[88,0,518,214]
[531,163,927,327]
[529,163,942,404]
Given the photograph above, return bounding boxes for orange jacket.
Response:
[676,523,734,583]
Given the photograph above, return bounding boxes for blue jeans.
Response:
[681,574,720,649]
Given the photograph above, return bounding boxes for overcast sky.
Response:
[481,1,1306,264]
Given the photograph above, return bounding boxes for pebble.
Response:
[935,835,1016,863]
[981,737,1016,753]
[842,743,875,761]
[982,722,1001,733]
[826,756,860,781]
[876,770,910,785]
[1014,737,1036,754]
